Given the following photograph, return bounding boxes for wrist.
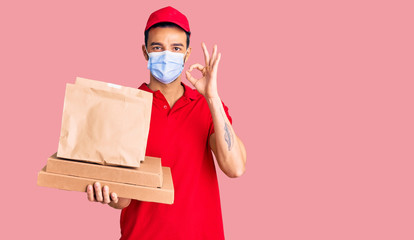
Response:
[206,95,221,105]
[205,93,220,101]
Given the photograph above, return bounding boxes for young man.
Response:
[86,6,246,239]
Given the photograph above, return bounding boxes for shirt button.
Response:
[163,105,168,109]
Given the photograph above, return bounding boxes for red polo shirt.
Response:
[120,82,232,240]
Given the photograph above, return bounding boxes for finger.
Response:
[94,182,103,202]
[212,52,221,71]
[189,63,205,72]
[210,44,217,66]
[102,185,111,204]
[202,42,210,65]
[185,70,198,86]
[111,192,119,204]
[87,184,95,202]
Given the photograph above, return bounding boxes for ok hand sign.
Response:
[185,42,221,99]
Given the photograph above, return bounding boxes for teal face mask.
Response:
[146,48,187,84]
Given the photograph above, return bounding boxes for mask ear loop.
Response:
[183,48,189,66]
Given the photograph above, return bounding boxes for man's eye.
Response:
[153,46,161,50]
[174,47,181,51]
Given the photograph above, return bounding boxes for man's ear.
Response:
[184,47,191,63]
[142,44,149,61]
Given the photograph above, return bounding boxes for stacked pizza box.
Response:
[37,153,174,204]
[37,77,174,204]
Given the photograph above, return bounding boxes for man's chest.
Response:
[144,100,211,166]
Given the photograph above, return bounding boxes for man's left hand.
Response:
[185,42,221,99]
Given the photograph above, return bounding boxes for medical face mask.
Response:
[146,48,187,84]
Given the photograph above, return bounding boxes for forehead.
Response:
[147,26,187,45]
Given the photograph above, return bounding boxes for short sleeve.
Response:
[208,100,233,137]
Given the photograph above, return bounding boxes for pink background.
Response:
[1,0,413,239]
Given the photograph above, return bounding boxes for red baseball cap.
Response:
[145,6,190,35]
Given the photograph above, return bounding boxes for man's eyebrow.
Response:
[150,42,185,47]
[171,43,185,47]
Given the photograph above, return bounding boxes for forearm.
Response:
[207,96,246,177]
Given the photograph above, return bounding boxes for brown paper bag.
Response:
[57,77,153,167]
[74,77,153,149]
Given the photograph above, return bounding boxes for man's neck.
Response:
[147,75,185,108]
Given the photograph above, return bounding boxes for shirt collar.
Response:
[138,82,199,101]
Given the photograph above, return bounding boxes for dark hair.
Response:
[145,22,190,49]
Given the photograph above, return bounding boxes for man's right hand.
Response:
[86,182,131,209]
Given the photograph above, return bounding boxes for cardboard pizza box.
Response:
[37,166,174,204]
[46,153,163,188]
